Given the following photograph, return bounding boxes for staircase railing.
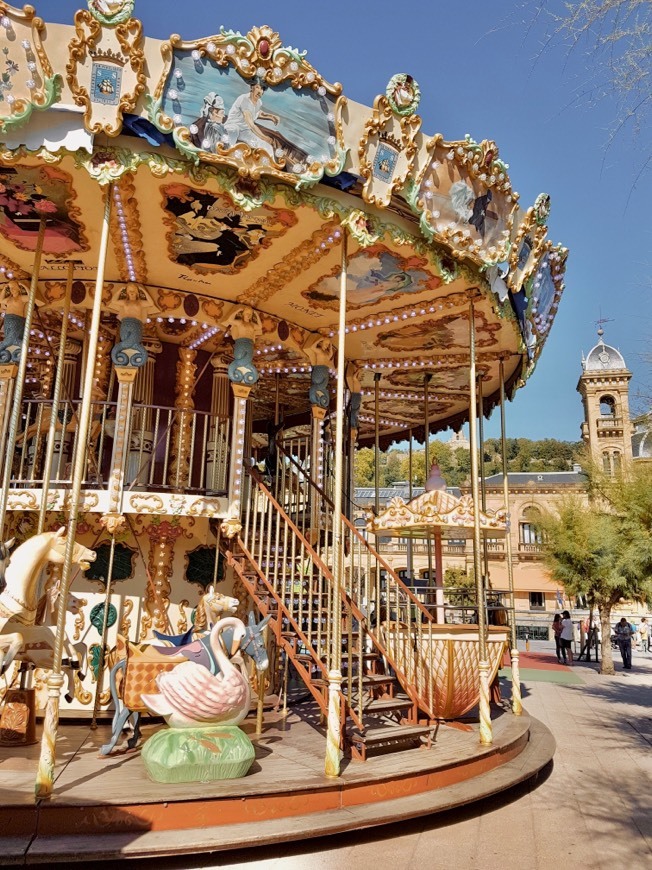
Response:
[274,442,454,721]
[229,466,370,733]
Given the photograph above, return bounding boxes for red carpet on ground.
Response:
[502,651,572,671]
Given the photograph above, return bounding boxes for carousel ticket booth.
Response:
[0,0,564,857]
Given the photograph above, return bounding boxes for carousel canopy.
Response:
[0,2,567,444]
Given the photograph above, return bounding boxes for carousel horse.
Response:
[0,537,15,594]
[9,592,89,701]
[0,528,96,675]
[100,611,270,755]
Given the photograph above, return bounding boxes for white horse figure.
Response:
[0,528,96,675]
[0,537,14,593]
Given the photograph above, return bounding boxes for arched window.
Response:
[520,506,543,546]
[602,450,622,476]
[599,395,616,417]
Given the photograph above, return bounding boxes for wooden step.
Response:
[360,697,413,715]
[349,724,432,759]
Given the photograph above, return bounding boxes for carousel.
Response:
[0,0,564,860]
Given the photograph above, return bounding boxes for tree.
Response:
[539,1,652,176]
[538,463,652,675]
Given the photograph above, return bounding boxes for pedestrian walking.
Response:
[637,617,648,653]
[552,613,564,663]
[560,609,574,666]
[614,617,633,670]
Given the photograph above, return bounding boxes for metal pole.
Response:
[424,373,433,591]
[468,299,492,745]
[407,428,413,583]
[35,187,113,798]
[500,359,522,714]
[477,373,490,588]
[0,218,46,534]
[373,371,380,515]
[38,261,74,534]
[325,229,347,778]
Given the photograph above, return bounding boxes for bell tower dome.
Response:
[577,328,633,472]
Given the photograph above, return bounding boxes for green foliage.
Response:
[537,463,652,674]
[354,437,583,488]
[444,566,475,590]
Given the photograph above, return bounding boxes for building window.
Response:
[599,395,616,417]
[519,506,543,546]
[602,450,622,476]
[529,591,545,609]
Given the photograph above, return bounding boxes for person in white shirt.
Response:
[224,79,279,157]
[560,609,574,665]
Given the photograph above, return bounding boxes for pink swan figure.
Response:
[141,616,250,729]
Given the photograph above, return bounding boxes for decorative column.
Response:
[500,359,522,715]
[168,347,197,490]
[468,298,492,746]
[206,356,230,492]
[0,218,45,536]
[325,229,347,778]
[107,285,149,513]
[305,335,333,530]
[222,306,261,538]
[128,336,161,488]
[140,520,187,640]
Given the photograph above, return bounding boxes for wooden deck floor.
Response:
[0,698,552,864]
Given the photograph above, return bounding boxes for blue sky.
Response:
[38,0,650,441]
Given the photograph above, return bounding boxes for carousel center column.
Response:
[168,346,197,491]
[222,307,261,539]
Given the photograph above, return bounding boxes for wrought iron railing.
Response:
[9,398,230,496]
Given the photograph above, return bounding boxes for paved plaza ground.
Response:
[42,639,652,870]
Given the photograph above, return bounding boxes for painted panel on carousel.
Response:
[162,183,297,275]
[359,394,455,425]
[386,365,490,392]
[302,246,442,311]
[510,242,566,363]
[505,193,551,292]
[358,74,421,208]
[0,3,62,134]
[149,26,345,185]
[66,2,145,136]
[525,244,566,342]
[0,165,87,255]
[373,308,500,354]
[408,135,518,265]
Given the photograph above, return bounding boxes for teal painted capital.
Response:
[111,317,147,368]
[0,314,26,364]
[349,392,361,429]
[228,337,259,386]
[309,364,329,409]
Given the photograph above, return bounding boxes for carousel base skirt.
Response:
[0,701,554,864]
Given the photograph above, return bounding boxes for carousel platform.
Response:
[0,696,554,864]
